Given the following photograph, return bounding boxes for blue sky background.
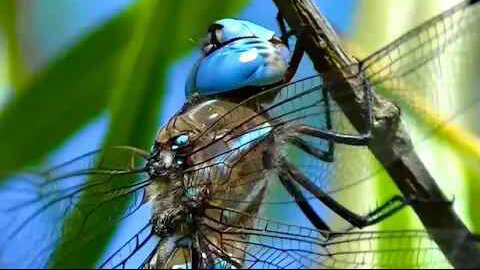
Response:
[0,0,357,267]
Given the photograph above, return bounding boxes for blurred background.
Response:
[0,0,478,268]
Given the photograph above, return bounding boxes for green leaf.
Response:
[0,3,141,181]
[49,0,249,267]
[0,0,28,91]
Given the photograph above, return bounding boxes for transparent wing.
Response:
[183,0,480,217]
[0,146,151,268]
[190,74,360,154]
[5,2,479,268]
[99,221,159,269]
[90,3,480,268]
[197,206,452,269]
[361,0,480,143]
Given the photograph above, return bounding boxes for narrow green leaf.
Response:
[466,168,480,233]
[49,0,250,267]
[0,0,28,91]
[0,3,142,181]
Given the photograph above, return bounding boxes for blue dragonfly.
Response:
[1,0,480,269]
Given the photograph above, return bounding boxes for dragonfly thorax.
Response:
[146,99,273,237]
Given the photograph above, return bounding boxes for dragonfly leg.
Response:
[276,13,294,46]
[279,157,406,229]
[288,84,335,162]
[288,136,334,162]
[293,124,372,146]
[288,76,373,146]
[283,36,305,83]
[276,12,306,83]
[191,245,200,270]
[264,148,332,237]
[362,195,407,225]
[278,170,332,237]
[293,69,374,146]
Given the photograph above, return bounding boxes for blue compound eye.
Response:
[171,134,189,150]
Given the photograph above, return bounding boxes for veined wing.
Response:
[198,206,456,269]
[360,0,480,140]
[192,0,480,153]
[96,203,460,269]
[182,0,480,211]
[0,146,151,268]
[99,221,160,269]
[190,73,358,153]
[5,2,479,268]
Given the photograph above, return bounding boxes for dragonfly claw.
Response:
[405,196,455,206]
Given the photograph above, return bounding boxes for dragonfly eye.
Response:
[208,23,223,44]
[171,134,189,150]
[202,24,224,56]
[213,28,223,44]
[202,43,215,55]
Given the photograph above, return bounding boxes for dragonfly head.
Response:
[186,19,290,97]
[148,99,240,179]
[200,18,286,56]
[147,133,192,178]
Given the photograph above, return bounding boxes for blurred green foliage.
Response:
[0,0,28,91]
[352,0,480,266]
[0,0,249,267]
[0,0,249,182]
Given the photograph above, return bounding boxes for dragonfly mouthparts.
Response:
[152,207,190,236]
[147,149,176,177]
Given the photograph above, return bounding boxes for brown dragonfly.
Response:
[0,0,479,268]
